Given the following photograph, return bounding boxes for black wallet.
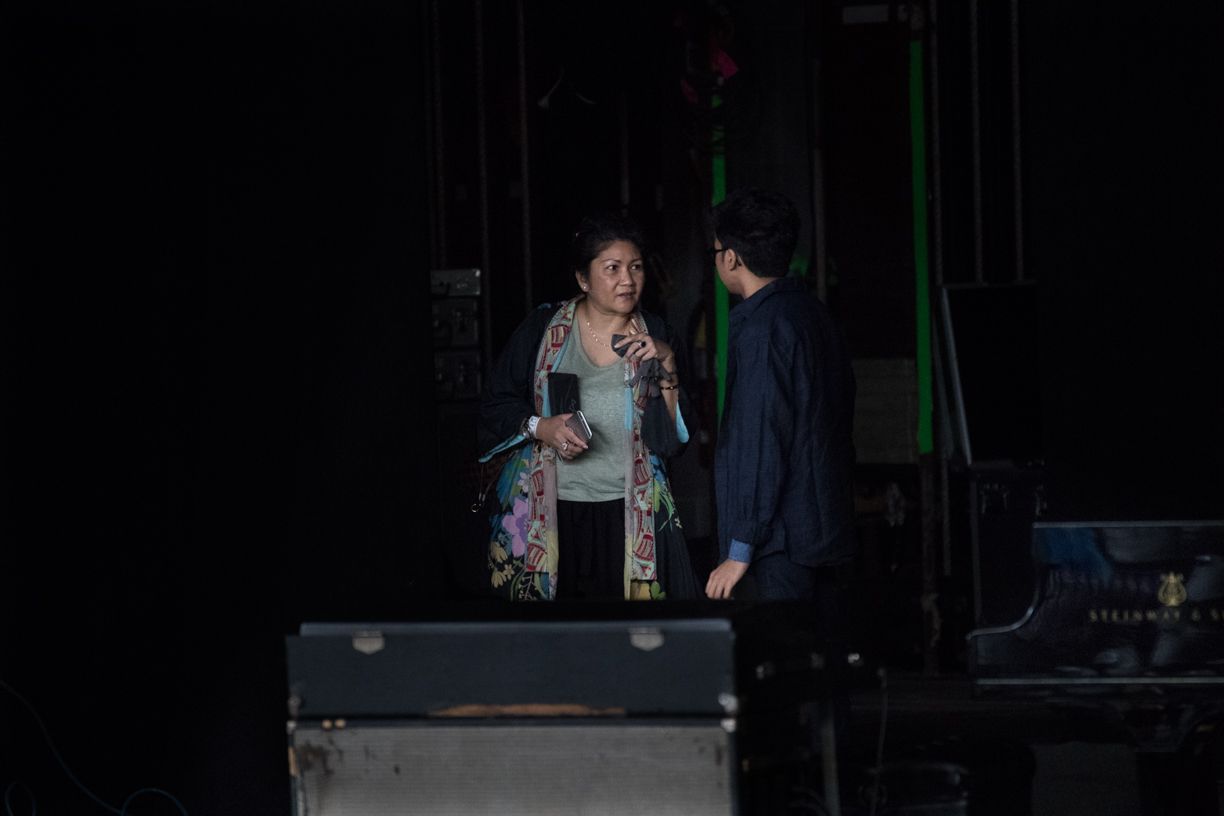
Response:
[547,372,581,417]
[548,373,592,443]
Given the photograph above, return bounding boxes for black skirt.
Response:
[555,499,626,600]
[555,497,699,601]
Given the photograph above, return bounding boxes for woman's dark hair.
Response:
[572,213,646,275]
[710,187,800,278]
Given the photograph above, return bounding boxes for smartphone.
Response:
[565,410,593,443]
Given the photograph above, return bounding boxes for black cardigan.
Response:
[477,303,693,461]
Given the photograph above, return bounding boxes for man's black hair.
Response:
[710,187,800,278]
[572,213,646,274]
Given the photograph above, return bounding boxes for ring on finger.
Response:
[562,441,568,451]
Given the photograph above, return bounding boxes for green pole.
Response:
[910,41,933,455]
[713,93,729,421]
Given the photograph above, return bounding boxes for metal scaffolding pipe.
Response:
[430,0,446,269]
[422,1,438,268]
[929,0,944,288]
[619,92,630,212]
[928,0,952,576]
[1010,0,1025,282]
[969,0,983,284]
[475,0,492,369]
[809,3,827,303]
[516,0,533,312]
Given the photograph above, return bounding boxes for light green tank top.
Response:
[554,336,628,502]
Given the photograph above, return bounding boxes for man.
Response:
[705,187,856,604]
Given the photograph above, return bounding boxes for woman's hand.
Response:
[536,414,588,460]
[613,334,677,380]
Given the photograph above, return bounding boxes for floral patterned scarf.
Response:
[488,298,664,600]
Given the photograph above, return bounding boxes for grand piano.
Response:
[967,520,1224,812]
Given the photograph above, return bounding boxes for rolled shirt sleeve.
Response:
[728,538,754,564]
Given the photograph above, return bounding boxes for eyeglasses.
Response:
[707,247,727,260]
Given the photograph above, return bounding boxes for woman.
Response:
[477,215,697,601]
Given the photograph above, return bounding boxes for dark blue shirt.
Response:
[715,277,857,567]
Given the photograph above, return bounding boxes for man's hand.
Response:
[705,559,750,600]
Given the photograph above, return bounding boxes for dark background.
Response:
[1022,1,1223,519]
[1,3,439,812]
[1,1,1220,813]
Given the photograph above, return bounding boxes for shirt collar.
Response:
[730,276,805,324]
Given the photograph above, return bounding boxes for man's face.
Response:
[713,238,734,293]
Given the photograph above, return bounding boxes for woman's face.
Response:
[578,240,644,316]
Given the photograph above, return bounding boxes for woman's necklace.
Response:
[585,316,608,346]
[581,302,627,348]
